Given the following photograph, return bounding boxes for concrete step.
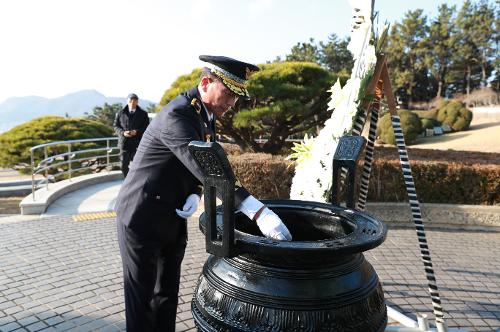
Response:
[0,179,46,197]
[0,180,33,187]
[0,185,33,197]
[0,168,44,184]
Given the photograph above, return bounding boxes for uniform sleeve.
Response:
[159,108,250,206]
[159,109,204,182]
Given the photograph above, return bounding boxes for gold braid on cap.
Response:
[211,67,248,97]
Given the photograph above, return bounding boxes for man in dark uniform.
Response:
[115,55,292,331]
[113,93,150,177]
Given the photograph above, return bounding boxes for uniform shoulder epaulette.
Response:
[191,98,202,114]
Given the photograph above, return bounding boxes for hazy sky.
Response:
[1,0,466,104]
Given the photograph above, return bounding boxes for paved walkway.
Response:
[0,181,499,331]
[41,181,121,217]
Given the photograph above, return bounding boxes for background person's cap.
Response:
[199,55,259,100]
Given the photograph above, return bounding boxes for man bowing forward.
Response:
[115,55,292,331]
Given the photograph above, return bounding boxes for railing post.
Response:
[44,147,49,189]
[68,143,72,180]
[106,139,110,172]
[31,149,36,201]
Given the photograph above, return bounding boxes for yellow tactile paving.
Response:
[72,211,116,221]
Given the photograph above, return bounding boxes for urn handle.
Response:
[188,141,236,257]
[331,136,367,209]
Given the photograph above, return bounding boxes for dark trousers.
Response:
[120,149,136,177]
[117,220,187,332]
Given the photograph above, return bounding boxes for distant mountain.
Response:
[0,90,154,133]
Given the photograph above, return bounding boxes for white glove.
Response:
[238,195,292,241]
[256,208,292,241]
[175,194,200,219]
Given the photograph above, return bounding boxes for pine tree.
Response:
[454,0,482,96]
[470,0,496,88]
[85,103,123,129]
[386,9,429,107]
[159,63,335,154]
[285,38,320,63]
[428,4,457,98]
[319,34,354,77]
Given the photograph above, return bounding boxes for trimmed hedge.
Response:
[227,150,500,205]
[366,160,499,204]
[229,153,294,199]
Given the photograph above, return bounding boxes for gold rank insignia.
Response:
[191,98,201,114]
[205,134,211,142]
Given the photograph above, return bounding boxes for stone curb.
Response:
[365,202,500,229]
[19,171,123,215]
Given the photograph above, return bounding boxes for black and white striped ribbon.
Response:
[351,109,368,136]
[356,104,379,211]
[390,115,445,324]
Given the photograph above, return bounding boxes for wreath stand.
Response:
[352,55,468,332]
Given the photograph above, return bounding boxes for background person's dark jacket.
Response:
[113,105,150,151]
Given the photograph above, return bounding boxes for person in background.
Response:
[113,93,150,177]
[115,55,292,331]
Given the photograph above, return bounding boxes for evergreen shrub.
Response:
[0,116,113,173]
[377,110,422,145]
[436,100,473,131]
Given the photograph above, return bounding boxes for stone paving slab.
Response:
[0,214,499,332]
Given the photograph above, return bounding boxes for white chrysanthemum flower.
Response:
[327,79,343,110]
[289,0,376,203]
[286,134,315,169]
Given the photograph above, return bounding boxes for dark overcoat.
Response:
[115,87,249,236]
[113,105,150,151]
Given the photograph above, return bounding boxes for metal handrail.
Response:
[36,146,119,167]
[29,137,117,151]
[30,137,119,201]
[33,153,121,175]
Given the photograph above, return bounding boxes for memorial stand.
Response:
[353,54,455,332]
